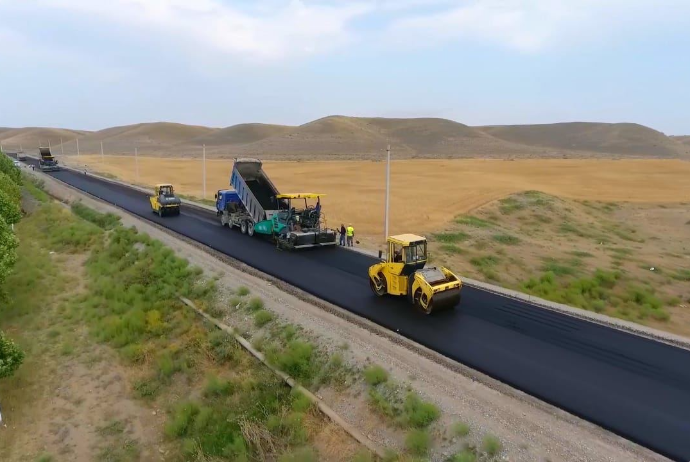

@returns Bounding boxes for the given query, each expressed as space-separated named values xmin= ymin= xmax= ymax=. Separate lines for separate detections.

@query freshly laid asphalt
xmin=29 ymin=163 xmax=690 ymax=461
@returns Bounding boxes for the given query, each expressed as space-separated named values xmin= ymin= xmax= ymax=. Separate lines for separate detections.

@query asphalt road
xmin=24 ymin=161 xmax=690 ymax=461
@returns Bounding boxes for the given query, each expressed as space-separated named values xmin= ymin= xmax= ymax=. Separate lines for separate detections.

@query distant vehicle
xmin=16 ymin=151 xmax=26 ymax=161
xmin=13 ymin=160 xmax=21 ymax=168
xmin=38 ymin=147 xmax=60 ymax=172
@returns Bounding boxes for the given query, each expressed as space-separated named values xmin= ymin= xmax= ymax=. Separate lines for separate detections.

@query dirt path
xmin=0 ymin=254 xmax=162 ymax=462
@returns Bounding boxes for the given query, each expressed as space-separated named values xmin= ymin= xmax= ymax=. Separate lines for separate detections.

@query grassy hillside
xmin=187 ymin=123 xmax=292 ymax=146
xmin=0 ymin=127 xmax=90 ymax=149
xmin=478 ymin=122 xmax=684 ymax=158
xmin=4 ymin=117 xmax=688 ymax=159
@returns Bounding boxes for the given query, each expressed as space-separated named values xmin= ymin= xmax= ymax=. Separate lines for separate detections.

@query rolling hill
xmin=477 ymin=122 xmax=684 ymax=158
xmin=1 ymin=117 xmax=687 ymax=160
xmin=0 ymin=127 xmax=90 ymax=150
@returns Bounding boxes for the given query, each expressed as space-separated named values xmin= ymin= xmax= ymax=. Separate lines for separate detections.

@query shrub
xmin=403 ymin=393 xmax=440 ymax=428
xmin=203 ymin=374 xmax=235 ymax=397
xmin=363 ymin=365 xmax=389 ymax=386
xmin=0 ymin=189 xmax=21 ymax=225
xmin=433 ymin=231 xmax=470 ymax=243
xmin=492 ymin=234 xmax=520 ymax=245
xmin=453 ymin=450 xmax=477 ymax=462
xmin=482 ymin=435 xmax=502 ymax=456
xmin=0 ymin=171 xmax=21 ymax=203
xmin=267 ymin=340 xmax=315 ymax=382
xmin=254 ymin=309 xmax=274 ymax=327
xmin=278 ymin=447 xmax=317 ymax=462
xmin=351 ymin=450 xmax=374 ymax=462
xmin=0 ymin=331 xmax=24 ymax=378
xmin=290 ymin=389 xmax=313 ymax=412
xmin=236 ymin=286 xmax=250 ymax=296
xmin=71 ymin=202 xmax=121 ymax=230
xmin=247 ymin=297 xmax=264 ymax=311
xmin=453 ymin=422 xmax=470 ymax=437
xmin=456 ymin=216 xmax=495 ymax=228
xmin=405 ymin=429 xmax=431 ymax=455
xmin=440 ymin=244 xmax=464 ymax=254
xmin=499 ymin=197 xmax=524 ymax=214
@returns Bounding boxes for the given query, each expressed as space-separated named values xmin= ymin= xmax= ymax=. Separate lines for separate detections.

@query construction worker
xmin=339 ymin=224 xmax=346 ymax=246
xmin=346 ymin=224 xmax=355 ymax=247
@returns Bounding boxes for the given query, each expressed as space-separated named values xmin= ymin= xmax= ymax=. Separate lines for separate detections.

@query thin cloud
xmin=32 ymin=0 xmax=373 ymax=61
xmin=386 ymin=0 xmax=690 ymax=53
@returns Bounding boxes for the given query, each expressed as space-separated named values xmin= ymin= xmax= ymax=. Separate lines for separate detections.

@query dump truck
xmin=369 ymin=234 xmax=462 ymax=314
xmin=38 ymin=147 xmax=60 ymax=172
xmin=16 ymin=150 xmax=26 ymax=161
xmin=149 ymin=184 xmax=181 ymax=216
xmin=215 ymin=158 xmax=336 ymax=249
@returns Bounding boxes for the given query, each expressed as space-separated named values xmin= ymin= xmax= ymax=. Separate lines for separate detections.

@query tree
xmin=0 ymin=154 xmax=21 ymax=185
xmin=0 ymin=215 xmax=18 ymax=287
xmin=0 ymin=331 xmax=24 ymax=379
xmin=0 ymin=190 xmax=21 ymax=225
xmin=0 ymin=171 xmax=21 ymax=203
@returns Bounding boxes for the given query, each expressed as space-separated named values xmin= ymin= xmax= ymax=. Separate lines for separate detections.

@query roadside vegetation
xmin=431 ymin=190 xmax=690 ymax=335
xmin=0 ymin=153 xmax=24 ymax=381
xmin=0 ymin=181 xmax=369 ymax=460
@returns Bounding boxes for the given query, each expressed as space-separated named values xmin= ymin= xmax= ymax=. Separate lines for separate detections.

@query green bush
xmin=0 ymin=189 xmax=21 ymax=225
xmin=363 ymin=365 xmax=389 ymax=386
xmin=403 ymin=393 xmax=440 ymax=428
xmin=492 ymin=234 xmax=520 ymax=245
xmin=452 ymin=422 xmax=470 ymax=437
xmin=267 ymin=340 xmax=316 ymax=382
xmin=482 ymin=435 xmax=502 ymax=456
xmin=0 ymin=154 xmax=21 ymax=184
xmin=405 ymin=429 xmax=431 ymax=456
xmin=498 ymin=197 xmax=524 ymax=214
xmin=351 ymin=450 xmax=374 ymax=462
xmin=236 ymin=286 xmax=250 ymax=296
xmin=203 ymin=374 xmax=235 ymax=397
xmin=433 ymin=231 xmax=470 ymax=244
xmin=0 ymin=331 xmax=24 ymax=378
xmin=278 ymin=447 xmax=317 ymax=462
xmin=440 ymin=244 xmax=464 ymax=255
xmin=247 ymin=297 xmax=264 ymax=311
xmin=254 ymin=309 xmax=274 ymax=327
xmin=453 ymin=450 xmax=477 ymax=462
xmin=290 ymin=389 xmax=313 ymax=412
xmin=0 ymin=171 xmax=21 ymax=203
xmin=71 ymin=202 xmax=121 ymax=230
xmin=456 ymin=216 xmax=495 ymax=228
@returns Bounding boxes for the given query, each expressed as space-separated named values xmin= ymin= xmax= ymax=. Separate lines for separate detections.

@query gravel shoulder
xmin=32 ymin=168 xmax=670 ymax=462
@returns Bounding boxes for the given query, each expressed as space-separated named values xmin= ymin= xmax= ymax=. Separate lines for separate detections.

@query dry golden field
xmin=63 ymin=155 xmax=690 ymax=241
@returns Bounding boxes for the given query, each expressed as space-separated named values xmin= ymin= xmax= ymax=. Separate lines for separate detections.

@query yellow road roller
xmin=368 ymin=234 xmax=462 ymax=314
xmin=150 ymin=184 xmax=181 ymax=217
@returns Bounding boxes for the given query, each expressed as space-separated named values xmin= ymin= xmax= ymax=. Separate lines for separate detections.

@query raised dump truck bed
xmin=219 ymin=159 xmax=336 ymax=249
xmin=38 ymin=147 xmax=60 ymax=172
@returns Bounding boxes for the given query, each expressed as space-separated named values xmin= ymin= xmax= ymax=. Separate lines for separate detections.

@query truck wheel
xmin=158 ymin=208 xmax=163 ymax=218
xmin=240 ymin=221 xmax=247 ymax=234
xmin=247 ymin=222 xmax=255 ymax=236
xmin=370 ymin=274 xmax=387 ymax=296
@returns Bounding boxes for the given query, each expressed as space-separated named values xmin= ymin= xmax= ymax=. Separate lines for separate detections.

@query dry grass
xmin=64 ymin=155 xmax=690 ymax=242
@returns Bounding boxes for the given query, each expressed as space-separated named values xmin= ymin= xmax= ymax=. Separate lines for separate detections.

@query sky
xmin=1 ymin=0 xmax=689 ymax=134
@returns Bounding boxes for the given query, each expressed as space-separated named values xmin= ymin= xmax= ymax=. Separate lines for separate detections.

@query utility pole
xmin=135 ymin=147 xmax=139 ymax=183
xmin=60 ymin=137 xmax=64 ymax=156
xmin=76 ymin=138 xmax=80 ymax=156
xmin=202 ymin=144 xmax=207 ymax=199
xmin=384 ymin=144 xmax=391 ymax=240
xmin=100 ymin=141 xmax=104 ymax=163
